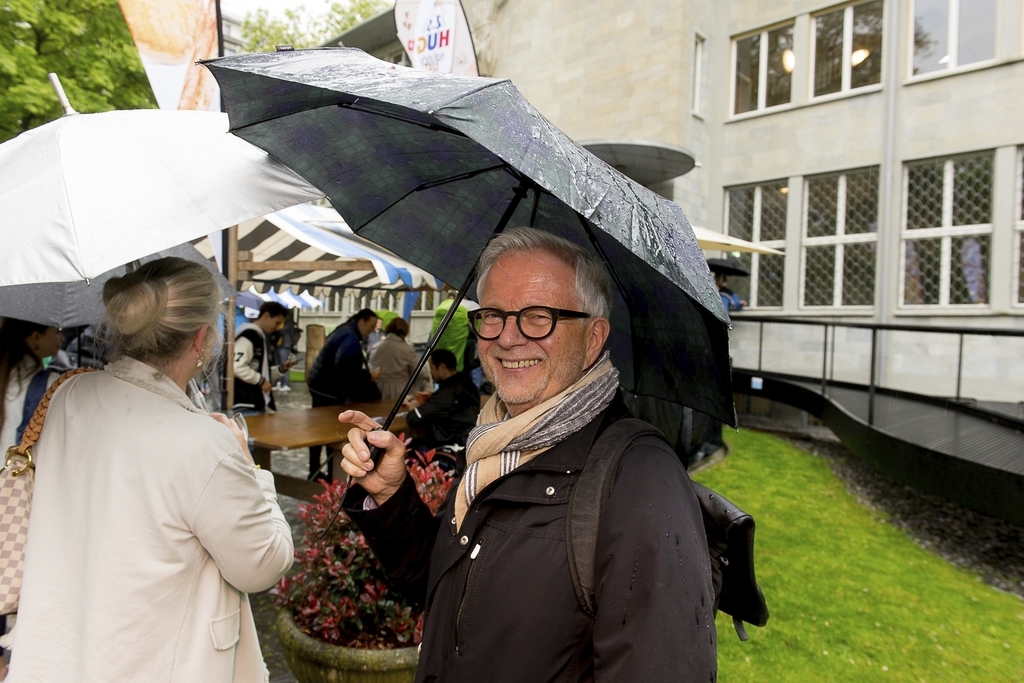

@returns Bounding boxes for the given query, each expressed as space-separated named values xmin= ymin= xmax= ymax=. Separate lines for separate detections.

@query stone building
xmin=329 ymin=1 xmax=1024 ymax=405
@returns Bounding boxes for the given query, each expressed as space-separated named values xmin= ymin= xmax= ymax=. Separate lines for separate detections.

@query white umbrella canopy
xmin=0 ymin=109 xmax=323 ymax=287
xmin=691 ymin=225 xmax=784 ymax=255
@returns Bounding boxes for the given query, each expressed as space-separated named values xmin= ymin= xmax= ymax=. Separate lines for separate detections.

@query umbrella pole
xmin=374 ymin=184 xmax=530 ymax=433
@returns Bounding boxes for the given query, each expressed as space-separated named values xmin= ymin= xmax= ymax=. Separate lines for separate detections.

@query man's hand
xmin=370 ymin=367 xmax=383 ymax=381
xmin=261 ymin=379 xmax=272 ymax=393
xmin=281 ymin=359 xmax=297 ymax=372
xmin=338 ymin=410 xmax=407 ymax=506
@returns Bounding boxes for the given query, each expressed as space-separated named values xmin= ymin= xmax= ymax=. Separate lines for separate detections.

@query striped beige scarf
xmin=454 ymin=352 xmax=619 ymax=529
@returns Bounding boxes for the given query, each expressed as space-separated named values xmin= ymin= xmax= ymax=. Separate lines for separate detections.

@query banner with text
xmin=118 ymin=0 xmax=220 ymax=110
xmin=395 ymin=0 xmax=478 ymax=76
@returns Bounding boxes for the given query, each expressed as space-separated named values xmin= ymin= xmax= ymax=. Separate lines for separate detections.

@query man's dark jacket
xmin=346 ymin=395 xmax=717 ymax=683
xmin=307 ymin=321 xmax=381 ymax=404
xmin=406 ymin=371 xmax=480 ymax=450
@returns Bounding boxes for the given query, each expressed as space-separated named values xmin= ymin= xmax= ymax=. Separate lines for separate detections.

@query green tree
xmin=242 ymin=0 xmax=390 ymax=54
xmin=0 ymin=0 xmax=156 ymax=142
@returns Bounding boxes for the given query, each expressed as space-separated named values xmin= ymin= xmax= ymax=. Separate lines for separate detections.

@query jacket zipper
xmin=454 ymin=539 xmax=483 ymax=656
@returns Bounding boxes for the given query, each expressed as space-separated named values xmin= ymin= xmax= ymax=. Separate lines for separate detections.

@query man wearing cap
xmin=338 ymin=227 xmax=716 ymax=682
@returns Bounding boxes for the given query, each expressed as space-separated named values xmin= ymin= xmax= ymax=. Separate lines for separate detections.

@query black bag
xmin=566 ymin=418 xmax=769 ymax=640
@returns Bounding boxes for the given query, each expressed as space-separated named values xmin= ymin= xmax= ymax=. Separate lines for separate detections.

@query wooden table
xmin=245 ymin=400 xmax=408 ymax=501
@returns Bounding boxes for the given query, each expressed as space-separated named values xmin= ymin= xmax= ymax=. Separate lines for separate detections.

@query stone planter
xmin=276 ymin=610 xmax=419 ymax=683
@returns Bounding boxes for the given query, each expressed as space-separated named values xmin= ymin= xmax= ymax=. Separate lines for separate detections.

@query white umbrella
xmin=691 ymin=225 xmax=784 ymax=255
xmin=0 ymin=108 xmax=323 ymax=286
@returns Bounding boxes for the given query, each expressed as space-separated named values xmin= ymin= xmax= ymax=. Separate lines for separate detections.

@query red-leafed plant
xmin=274 ymin=448 xmax=454 ymax=649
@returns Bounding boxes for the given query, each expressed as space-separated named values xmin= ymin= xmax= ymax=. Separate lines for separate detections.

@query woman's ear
xmin=192 ymin=325 xmax=209 ymax=357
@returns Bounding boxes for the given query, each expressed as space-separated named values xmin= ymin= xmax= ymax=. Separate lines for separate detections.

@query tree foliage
xmin=242 ymin=0 xmax=390 ymax=53
xmin=0 ymin=0 xmax=156 ymax=142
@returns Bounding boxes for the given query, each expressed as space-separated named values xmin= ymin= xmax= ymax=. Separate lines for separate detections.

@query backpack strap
xmin=566 ymin=417 xmax=662 ymax=618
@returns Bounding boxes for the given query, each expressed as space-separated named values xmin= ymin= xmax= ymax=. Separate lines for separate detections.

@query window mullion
xmin=942 ymin=159 xmax=954 ymax=228
xmin=948 ymin=0 xmax=959 ymax=69
xmin=834 ymin=242 xmax=845 ymax=307
xmin=939 ymin=236 xmax=952 ymax=306
xmin=758 ymin=31 xmax=769 ymax=110
xmin=842 ymin=5 xmax=854 ymax=91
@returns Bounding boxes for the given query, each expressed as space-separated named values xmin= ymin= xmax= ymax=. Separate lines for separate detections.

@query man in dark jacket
xmin=337 ymin=228 xmax=716 ymax=682
xmin=306 ymin=308 xmax=382 ymax=477
xmin=406 ymin=348 xmax=480 ymax=454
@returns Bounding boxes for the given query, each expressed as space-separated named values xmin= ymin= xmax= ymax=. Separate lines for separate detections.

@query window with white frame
xmin=692 ymin=34 xmax=706 ymax=115
xmin=912 ymin=0 xmax=997 ymax=75
xmin=1016 ymin=148 xmax=1024 ymax=305
xmin=732 ymin=23 xmax=795 ymax=115
xmin=802 ymin=168 xmax=878 ymax=307
xmin=902 ymin=152 xmax=993 ymax=307
xmin=725 ymin=181 xmax=788 ymax=307
xmin=813 ymin=0 xmax=883 ymax=97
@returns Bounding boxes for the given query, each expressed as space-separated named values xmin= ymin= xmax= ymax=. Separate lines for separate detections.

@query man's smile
xmin=499 ymin=359 xmax=541 ymax=369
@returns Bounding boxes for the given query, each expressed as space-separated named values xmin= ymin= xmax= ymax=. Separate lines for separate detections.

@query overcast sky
xmin=219 ymin=0 xmax=335 ymax=20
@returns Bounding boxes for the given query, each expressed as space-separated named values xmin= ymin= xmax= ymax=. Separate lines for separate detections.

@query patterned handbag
xmin=1 ymin=368 xmax=93 ymax=615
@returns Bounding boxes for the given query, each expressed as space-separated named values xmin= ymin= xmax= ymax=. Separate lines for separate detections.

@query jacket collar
xmin=104 ymin=357 xmax=206 ymax=415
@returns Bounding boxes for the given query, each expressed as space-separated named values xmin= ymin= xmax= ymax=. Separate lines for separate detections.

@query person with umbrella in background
xmin=707 ymin=257 xmax=750 ymax=314
xmin=337 ymin=228 xmax=716 ymax=683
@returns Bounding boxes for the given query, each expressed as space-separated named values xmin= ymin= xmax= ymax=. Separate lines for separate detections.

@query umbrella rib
xmin=339 ymin=101 xmax=469 ymax=138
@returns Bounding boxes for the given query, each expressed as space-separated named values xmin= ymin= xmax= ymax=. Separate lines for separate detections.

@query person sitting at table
xmin=406 ymin=348 xmax=480 ymax=462
xmin=6 ymin=257 xmax=293 ymax=683
xmin=369 ymin=317 xmax=431 ymax=401
xmin=306 ymin=308 xmax=382 ymax=478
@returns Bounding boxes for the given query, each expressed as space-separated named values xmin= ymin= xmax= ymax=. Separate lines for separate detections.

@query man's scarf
xmin=455 ymin=352 xmax=619 ymax=529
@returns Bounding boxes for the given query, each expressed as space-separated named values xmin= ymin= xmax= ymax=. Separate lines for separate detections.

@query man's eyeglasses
xmin=468 ymin=306 xmax=590 ymax=341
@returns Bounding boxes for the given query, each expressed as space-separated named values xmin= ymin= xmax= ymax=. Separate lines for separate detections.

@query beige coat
xmin=8 ymin=357 xmax=293 ymax=683
xmin=368 ymin=333 xmax=431 ymax=401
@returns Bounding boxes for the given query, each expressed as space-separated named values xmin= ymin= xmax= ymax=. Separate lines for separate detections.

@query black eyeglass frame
xmin=468 ymin=306 xmax=591 ymax=341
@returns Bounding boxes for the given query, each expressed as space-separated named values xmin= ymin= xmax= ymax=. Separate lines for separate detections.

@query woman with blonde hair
xmin=7 ymin=257 xmax=293 ymax=683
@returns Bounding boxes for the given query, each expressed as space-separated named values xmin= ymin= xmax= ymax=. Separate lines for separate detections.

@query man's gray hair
xmin=476 ymin=227 xmax=613 ymax=319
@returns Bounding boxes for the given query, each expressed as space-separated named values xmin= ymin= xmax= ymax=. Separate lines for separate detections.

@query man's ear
xmin=585 ymin=317 xmax=610 ymax=367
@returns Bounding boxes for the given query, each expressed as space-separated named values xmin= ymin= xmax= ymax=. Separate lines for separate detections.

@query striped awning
xmin=195 ymin=203 xmax=445 ymax=295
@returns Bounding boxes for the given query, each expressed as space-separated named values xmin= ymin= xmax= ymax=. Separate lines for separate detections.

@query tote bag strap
xmin=6 ymin=367 xmax=95 ymax=468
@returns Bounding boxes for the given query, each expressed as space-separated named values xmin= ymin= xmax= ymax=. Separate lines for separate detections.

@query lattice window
xmin=902 ymin=152 xmax=993 ymax=307
xmin=725 ymin=181 xmax=789 ymax=308
xmin=732 ymin=23 xmax=794 ymax=115
xmin=802 ymin=167 xmax=878 ymax=308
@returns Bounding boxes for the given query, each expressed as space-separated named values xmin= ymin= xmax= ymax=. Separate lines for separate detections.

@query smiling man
xmin=338 ymin=227 xmax=716 ymax=683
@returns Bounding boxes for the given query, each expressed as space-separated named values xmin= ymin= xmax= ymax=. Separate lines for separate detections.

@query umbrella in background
xmin=0 ymin=108 xmax=322 ymax=287
xmin=706 ymin=257 xmax=751 ymax=278
xmin=205 ymin=49 xmax=734 ymax=424
xmin=0 ymin=243 xmax=233 ymax=328
xmin=691 ymin=225 xmax=784 ymax=255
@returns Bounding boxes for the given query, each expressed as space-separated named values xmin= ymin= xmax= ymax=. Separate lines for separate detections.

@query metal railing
xmin=731 ymin=316 xmax=1024 ymax=426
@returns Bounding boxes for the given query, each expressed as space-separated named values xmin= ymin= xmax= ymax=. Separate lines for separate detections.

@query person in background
xmin=305 ymin=308 xmax=382 ymax=478
xmin=715 ymin=273 xmax=746 ymax=313
xmin=405 ymin=348 xmax=479 ymax=459
xmin=369 ymin=317 xmax=431 ymax=401
xmin=429 ymin=294 xmax=470 ymax=373
xmin=0 ymin=318 xmax=63 ymax=678
xmin=233 ymin=301 xmax=294 ymax=414
xmin=0 ymin=319 xmax=64 ymax=453
xmin=6 ymin=257 xmax=293 ymax=683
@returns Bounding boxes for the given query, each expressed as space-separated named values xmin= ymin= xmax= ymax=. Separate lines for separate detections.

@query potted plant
xmin=274 ymin=449 xmax=454 ymax=683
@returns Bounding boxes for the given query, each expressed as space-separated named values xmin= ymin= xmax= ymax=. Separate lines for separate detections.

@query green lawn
xmin=692 ymin=429 xmax=1024 ymax=682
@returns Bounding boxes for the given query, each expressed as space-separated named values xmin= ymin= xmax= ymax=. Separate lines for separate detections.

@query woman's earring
xmin=195 ymin=355 xmax=204 ymax=368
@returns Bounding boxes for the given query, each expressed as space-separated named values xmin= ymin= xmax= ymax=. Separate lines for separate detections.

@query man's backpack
xmin=566 ymin=418 xmax=769 ymax=640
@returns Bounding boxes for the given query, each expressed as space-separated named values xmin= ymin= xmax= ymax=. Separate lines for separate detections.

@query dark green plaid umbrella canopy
xmin=204 ymin=48 xmax=734 ymax=423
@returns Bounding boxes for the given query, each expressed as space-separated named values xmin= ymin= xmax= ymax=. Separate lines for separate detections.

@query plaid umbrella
xmin=204 ymin=48 xmax=733 ymax=423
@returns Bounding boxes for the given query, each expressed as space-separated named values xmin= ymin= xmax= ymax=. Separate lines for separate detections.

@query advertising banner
xmin=395 ymin=0 xmax=478 ymax=76
xmin=118 ymin=0 xmax=220 ymax=110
